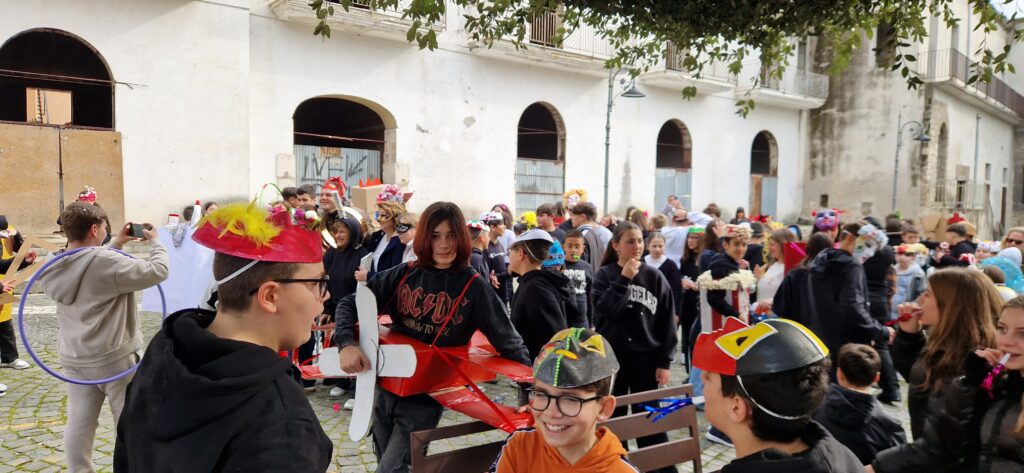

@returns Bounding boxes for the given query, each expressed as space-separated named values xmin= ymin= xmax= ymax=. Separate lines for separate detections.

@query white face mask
xmin=853 ymin=239 xmax=877 ymax=264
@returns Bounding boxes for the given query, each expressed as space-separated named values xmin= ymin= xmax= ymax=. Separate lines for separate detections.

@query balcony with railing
xmin=639 ymin=43 xmax=739 ymax=94
xmin=733 ymin=61 xmax=830 ymax=109
xmin=923 ymin=178 xmax=988 ymax=211
xmin=465 ymin=10 xmax=620 ymax=74
xmin=270 ymin=0 xmax=445 ymax=40
xmin=917 ymin=48 xmax=1024 ymax=123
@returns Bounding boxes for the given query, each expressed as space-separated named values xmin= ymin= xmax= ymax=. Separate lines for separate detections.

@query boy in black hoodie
xmin=322 ymin=215 xmax=370 ymax=398
xmin=508 ymin=229 xmax=575 ymax=360
xmin=114 ymin=202 xmax=333 ymax=472
xmin=694 ymin=317 xmax=863 ymax=473
xmin=931 ymin=223 xmax=976 ymax=268
xmin=562 ymin=229 xmax=595 ymax=328
xmin=467 ymin=219 xmax=492 ymax=278
xmin=706 ymin=224 xmax=751 ymax=320
xmin=813 ymin=344 xmax=906 ymax=465
xmin=483 ymin=211 xmax=513 ymax=304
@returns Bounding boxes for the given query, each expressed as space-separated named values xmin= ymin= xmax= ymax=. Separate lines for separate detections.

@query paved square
xmin=0 ymin=293 xmax=911 ymax=472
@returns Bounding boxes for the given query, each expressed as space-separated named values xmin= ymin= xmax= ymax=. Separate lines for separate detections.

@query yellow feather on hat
xmin=196 ymin=201 xmax=281 ymax=247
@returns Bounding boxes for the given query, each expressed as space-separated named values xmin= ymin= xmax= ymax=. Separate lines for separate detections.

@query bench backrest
xmin=410 ymin=384 xmax=702 ymax=473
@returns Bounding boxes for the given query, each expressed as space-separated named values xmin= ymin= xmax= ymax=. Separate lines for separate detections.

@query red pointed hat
xmin=192 ymin=201 xmax=322 ymax=263
xmin=783 ymin=242 xmax=807 ymax=275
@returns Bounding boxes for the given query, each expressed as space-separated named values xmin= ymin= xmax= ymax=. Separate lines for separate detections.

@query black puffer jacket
xmin=813 ymin=384 xmax=906 ymax=465
xmin=872 ymin=329 xmax=978 ymax=473
xmin=802 ymin=249 xmax=889 ymax=352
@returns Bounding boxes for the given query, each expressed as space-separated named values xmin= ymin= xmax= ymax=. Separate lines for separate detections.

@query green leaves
xmin=303 ymin=0 xmax=1020 ymax=116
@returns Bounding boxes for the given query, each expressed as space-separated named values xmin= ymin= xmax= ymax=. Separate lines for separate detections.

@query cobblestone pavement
xmin=0 ymin=293 xmax=912 ymax=472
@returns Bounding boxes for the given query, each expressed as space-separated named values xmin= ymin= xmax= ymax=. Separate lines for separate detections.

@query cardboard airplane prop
xmin=299 ymin=257 xmax=534 ymax=441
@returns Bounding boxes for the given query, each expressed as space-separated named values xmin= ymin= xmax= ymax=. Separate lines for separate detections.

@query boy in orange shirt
xmin=490 ymin=328 xmax=640 ymax=473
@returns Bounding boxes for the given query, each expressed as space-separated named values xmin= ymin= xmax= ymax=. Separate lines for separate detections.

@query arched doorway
xmin=749 ymin=131 xmax=779 ymax=218
xmin=0 ymin=28 xmax=114 ymax=128
xmin=515 ymin=102 xmax=566 ymax=213
xmin=654 ymin=120 xmax=693 ymax=211
xmin=0 ymin=28 xmax=123 ymax=235
xmin=292 ymin=96 xmax=394 ymax=198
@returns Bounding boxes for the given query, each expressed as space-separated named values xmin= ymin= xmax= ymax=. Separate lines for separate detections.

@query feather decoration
xmin=197 ymin=201 xmax=281 ymax=247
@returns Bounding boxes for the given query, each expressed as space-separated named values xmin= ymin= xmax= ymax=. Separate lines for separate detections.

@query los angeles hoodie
xmin=113 ymin=309 xmax=332 ymax=472
xmin=510 ymin=268 xmax=584 ymax=360
xmin=562 ymin=258 xmax=594 ymax=327
xmin=333 ymin=263 xmax=530 ymax=366
xmin=593 ymin=262 xmax=678 ymax=369
xmin=489 ymin=426 xmax=640 ymax=473
xmin=37 ymin=241 xmax=169 ymax=368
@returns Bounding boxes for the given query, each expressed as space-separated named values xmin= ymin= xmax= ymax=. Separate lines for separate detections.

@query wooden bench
xmin=410 ymin=384 xmax=702 ymax=473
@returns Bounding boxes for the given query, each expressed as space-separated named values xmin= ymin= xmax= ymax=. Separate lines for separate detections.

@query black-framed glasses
xmin=526 ymin=388 xmax=602 ymax=417
xmin=249 ymin=276 xmax=330 ymax=297
xmin=396 ymin=224 xmax=413 ymax=234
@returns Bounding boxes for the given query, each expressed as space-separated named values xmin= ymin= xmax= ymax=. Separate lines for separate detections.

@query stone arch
xmin=656 ymin=119 xmax=692 ymax=169
xmin=0 ymin=28 xmax=114 ymax=128
xmin=515 ymin=102 xmax=566 ymax=213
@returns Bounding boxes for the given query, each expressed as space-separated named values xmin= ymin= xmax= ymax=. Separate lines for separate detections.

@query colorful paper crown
xmin=896 ymin=243 xmax=929 ymax=255
xmin=78 ymin=186 xmax=97 ymax=204
xmin=688 ymin=226 xmax=706 ymax=235
xmin=534 ymin=328 xmax=619 ymax=389
xmin=947 ymin=212 xmax=966 ymax=225
xmin=693 ymin=317 xmax=828 ymax=377
xmin=857 ymin=223 xmax=888 ymax=247
xmin=466 ymin=220 xmax=488 ymax=231
xmin=192 ymin=201 xmax=322 ymax=263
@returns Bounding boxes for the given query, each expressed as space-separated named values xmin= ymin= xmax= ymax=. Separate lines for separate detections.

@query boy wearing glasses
xmin=113 ymin=202 xmax=333 ymax=472
xmin=490 ymin=328 xmax=639 ymax=473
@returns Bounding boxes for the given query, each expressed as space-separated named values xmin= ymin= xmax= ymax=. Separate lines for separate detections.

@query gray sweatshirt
xmin=38 ymin=241 xmax=169 ymax=368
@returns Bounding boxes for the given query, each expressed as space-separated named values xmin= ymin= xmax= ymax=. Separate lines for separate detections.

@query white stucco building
xmin=1 ymin=0 xmax=831 ymax=233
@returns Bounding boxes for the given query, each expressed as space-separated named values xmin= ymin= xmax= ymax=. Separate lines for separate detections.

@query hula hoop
xmin=16 ymin=246 xmax=167 ymax=385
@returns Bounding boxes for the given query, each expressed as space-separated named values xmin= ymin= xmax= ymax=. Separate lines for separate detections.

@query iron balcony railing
xmin=663 ymin=43 xmax=738 ymax=84
xmin=736 ymin=61 xmax=829 ymax=99
xmin=526 ymin=11 xmax=617 ymax=59
xmin=924 ymin=178 xmax=988 ymax=211
xmin=917 ymin=48 xmax=1024 ymax=117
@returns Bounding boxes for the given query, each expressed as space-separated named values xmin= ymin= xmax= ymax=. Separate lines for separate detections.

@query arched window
xmin=515 ymin=102 xmax=566 ymax=213
xmin=0 ymin=28 xmax=114 ymax=128
xmin=749 ymin=131 xmax=779 ymax=217
xmin=293 ymin=96 xmax=394 ymax=191
xmin=655 ymin=119 xmax=693 ymax=210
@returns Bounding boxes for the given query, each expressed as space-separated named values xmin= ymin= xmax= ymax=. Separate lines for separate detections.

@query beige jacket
xmin=38 ymin=241 xmax=169 ymax=368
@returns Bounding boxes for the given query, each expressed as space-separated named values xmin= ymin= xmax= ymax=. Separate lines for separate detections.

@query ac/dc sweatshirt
xmin=592 ymin=263 xmax=678 ymax=369
xmin=332 ymin=263 xmax=530 ymax=366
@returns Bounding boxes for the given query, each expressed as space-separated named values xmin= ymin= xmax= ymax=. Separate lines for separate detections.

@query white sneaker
xmin=2 ymin=359 xmax=30 ymax=370
xmin=329 ymin=386 xmax=346 ymax=397
xmin=0 ymin=383 xmax=6 ymax=397
xmin=343 ymin=399 xmax=356 ymax=410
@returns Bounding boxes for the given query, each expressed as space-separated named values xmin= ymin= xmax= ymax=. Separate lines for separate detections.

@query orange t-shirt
xmin=489 ymin=426 xmax=640 ymax=473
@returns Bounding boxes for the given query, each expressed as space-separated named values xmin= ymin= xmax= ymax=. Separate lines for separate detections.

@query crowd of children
xmin=11 ymin=180 xmax=1024 ymax=473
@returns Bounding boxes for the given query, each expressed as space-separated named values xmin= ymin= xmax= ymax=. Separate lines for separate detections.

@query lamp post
xmin=891 ymin=111 xmax=930 ymax=213
xmin=603 ymin=68 xmax=646 ymax=215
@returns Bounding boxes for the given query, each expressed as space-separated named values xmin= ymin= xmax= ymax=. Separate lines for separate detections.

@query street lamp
xmin=891 ymin=110 xmax=930 ymax=213
xmin=604 ymin=68 xmax=646 ymax=214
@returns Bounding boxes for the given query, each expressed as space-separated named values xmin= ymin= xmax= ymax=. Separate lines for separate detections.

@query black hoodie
xmin=332 ymin=263 xmax=530 ymax=366
xmin=470 ymin=247 xmax=491 ymax=278
xmin=707 ymin=253 xmax=742 ymax=318
xmin=511 ymin=269 xmax=584 ymax=360
xmin=114 ymin=309 xmax=332 ymax=472
xmin=487 ymin=240 xmax=512 ymax=303
xmin=813 ymin=385 xmax=907 ymax=465
xmin=722 ymin=421 xmax=863 ymax=472
xmin=323 ymin=217 xmax=370 ymax=316
xmin=803 ymin=249 xmax=889 ymax=352
xmin=593 ymin=262 xmax=678 ymax=369
xmin=562 ymin=258 xmax=594 ymax=327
